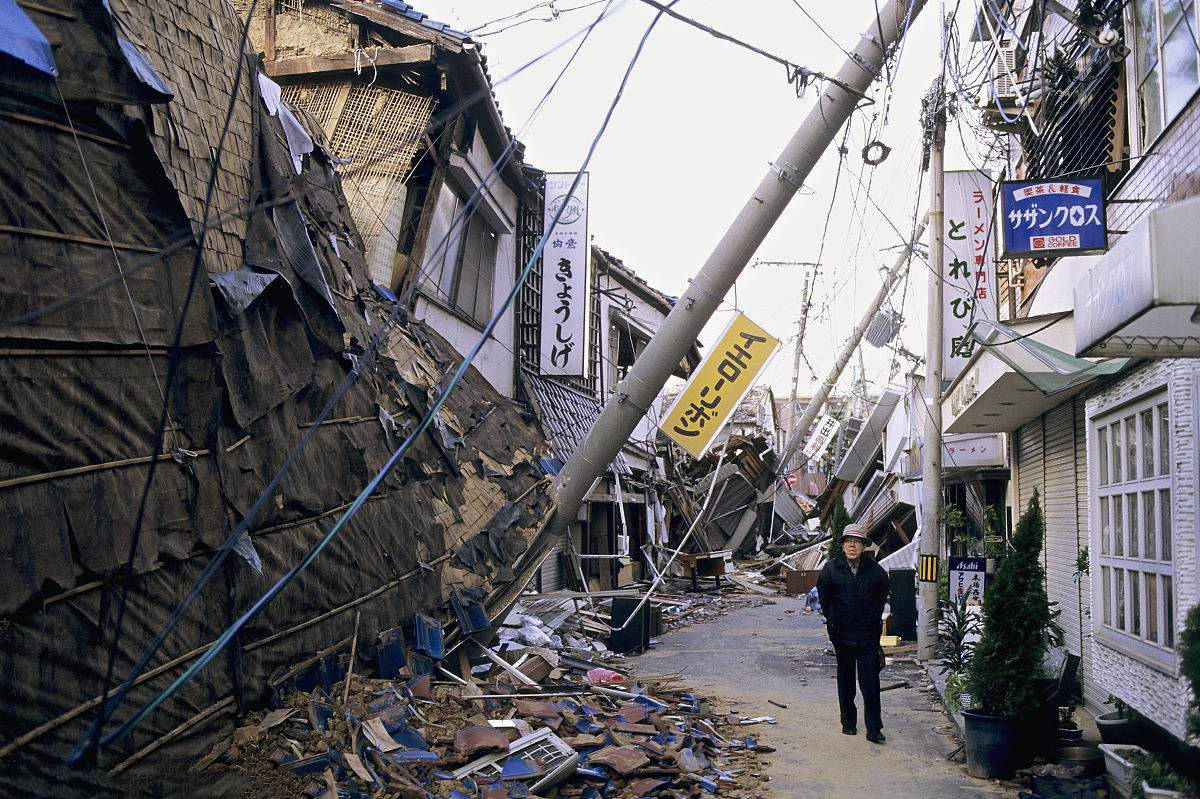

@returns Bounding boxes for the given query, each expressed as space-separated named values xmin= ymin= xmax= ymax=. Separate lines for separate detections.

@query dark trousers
xmin=834 ymin=641 xmax=882 ymax=733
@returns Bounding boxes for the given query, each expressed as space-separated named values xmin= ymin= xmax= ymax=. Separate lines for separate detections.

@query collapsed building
xmin=0 ymin=0 xmax=561 ymax=788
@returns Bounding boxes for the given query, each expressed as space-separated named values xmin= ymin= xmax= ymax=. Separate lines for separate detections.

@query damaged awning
xmin=942 ymin=314 xmax=1130 ymax=434
xmin=832 ymin=390 xmax=900 ymax=483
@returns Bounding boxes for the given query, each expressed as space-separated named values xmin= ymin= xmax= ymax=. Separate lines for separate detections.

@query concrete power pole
xmin=782 ymin=269 xmax=814 ymax=460
xmin=762 ymin=216 xmax=928 ymax=484
xmin=547 ymin=0 xmax=927 ymax=538
xmin=917 ymin=78 xmax=948 ymax=661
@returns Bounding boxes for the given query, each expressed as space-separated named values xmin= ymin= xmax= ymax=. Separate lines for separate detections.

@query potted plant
xmin=938 ymin=595 xmax=980 ymax=714
xmin=1057 ymin=706 xmax=1083 ymax=743
xmin=1129 ymin=750 xmax=1198 ymax=798
xmin=1097 ymin=694 xmax=1136 ymax=744
xmin=962 ymin=491 xmax=1056 ymax=779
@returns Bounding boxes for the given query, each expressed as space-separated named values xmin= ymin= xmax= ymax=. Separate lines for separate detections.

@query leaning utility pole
xmin=917 ymin=74 xmax=948 ymax=661
xmin=714 ymin=216 xmax=927 ymax=553
xmin=782 ymin=269 xmax=813 ymax=458
xmin=546 ymin=0 xmax=928 ymax=545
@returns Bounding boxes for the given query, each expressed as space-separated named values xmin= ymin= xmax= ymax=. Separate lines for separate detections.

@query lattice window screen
xmin=283 ymin=82 xmax=433 ymax=255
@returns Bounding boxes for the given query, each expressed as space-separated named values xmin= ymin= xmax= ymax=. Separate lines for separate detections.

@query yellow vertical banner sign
xmin=659 ymin=312 xmax=781 ymax=459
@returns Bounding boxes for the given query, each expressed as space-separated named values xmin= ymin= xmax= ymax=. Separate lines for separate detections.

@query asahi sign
xmin=540 ymin=172 xmax=590 ymax=377
xmin=940 ymin=171 xmax=998 ymax=380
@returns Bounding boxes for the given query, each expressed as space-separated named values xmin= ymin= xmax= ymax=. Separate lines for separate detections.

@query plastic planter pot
xmin=962 ymin=710 xmax=1019 ymax=779
xmin=1098 ymin=743 xmax=1146 ymax=793
xmin=1096 ymin=710 xmax=1136 ymax=744
xmin=1142 ymin=781 xmax=1185 ymax=798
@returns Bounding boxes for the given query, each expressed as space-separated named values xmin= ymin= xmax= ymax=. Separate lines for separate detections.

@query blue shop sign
xmin=999 ymin=177 xmax=1108 ymax=259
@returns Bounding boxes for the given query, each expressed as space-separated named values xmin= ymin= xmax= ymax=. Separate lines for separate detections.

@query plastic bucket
xmin=963 ymin=710 xmax=1019 ymax=779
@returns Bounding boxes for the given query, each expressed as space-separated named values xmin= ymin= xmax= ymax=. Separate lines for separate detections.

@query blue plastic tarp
xmin=0 ymin=0 xmax=57 ymax=76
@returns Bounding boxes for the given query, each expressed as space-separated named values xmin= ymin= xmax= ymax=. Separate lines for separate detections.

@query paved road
xmin=629 ymin=596 xmax=1018 ymax=798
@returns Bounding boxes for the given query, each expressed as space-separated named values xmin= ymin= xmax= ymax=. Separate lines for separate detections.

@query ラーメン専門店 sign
xmin=660 ymin=313 xmax=781 ymax=459
xmin=940 ymin=170 xmax=998 ymax=380
xmin=540 ymin=172 xmax=590 ymax=377
xmin=999 ymin=177 xmax=1107 ymax=260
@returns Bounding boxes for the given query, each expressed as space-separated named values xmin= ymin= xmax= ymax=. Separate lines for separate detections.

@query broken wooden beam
xmin=265 ymin=44 xmax=433 ymax=78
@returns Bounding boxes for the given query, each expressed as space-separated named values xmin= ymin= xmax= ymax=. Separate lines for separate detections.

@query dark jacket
xmin=816 ymin=553 xmax=890 ymax=645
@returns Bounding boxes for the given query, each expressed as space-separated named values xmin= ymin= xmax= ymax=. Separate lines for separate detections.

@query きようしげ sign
xmin=540 ymin=172 xmax=590 ymax=377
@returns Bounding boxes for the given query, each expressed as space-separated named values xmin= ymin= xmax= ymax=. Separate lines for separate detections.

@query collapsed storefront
xmin=0 ymin=0 xmax=559 ymax=787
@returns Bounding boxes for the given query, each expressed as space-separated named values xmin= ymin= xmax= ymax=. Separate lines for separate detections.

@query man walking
xmin=816 ymin=523 xmax=890 ymax=743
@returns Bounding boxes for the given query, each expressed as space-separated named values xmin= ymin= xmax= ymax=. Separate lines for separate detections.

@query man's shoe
xmin=866 ymin=731 xmax=886 ymax=744
xmin=841 ymin=726 xmax=857 ymax=735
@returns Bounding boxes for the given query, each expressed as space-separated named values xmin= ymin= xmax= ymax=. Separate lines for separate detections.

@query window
xmin=1129 ymin=0 xmax=1200 ymax=151
xmin=1093 ymin=392 xmax=1176 ymax=669
xmin=421 ymin=183 xmax=498 ymax=326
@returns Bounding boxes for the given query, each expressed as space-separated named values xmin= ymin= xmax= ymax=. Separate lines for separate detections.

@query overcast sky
xmin=424 ymin=0 xmax=993 ymax=406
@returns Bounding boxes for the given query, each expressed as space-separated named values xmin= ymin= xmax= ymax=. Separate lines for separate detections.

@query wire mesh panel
xmin=284 ymin=82 xmax=433 ymax=260
xmin=281 ymin=80 xmax=346 ymax=132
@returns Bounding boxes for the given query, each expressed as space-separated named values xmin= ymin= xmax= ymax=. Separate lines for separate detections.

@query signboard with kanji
xmin=940 ymin=170 xmax=998 ymax=381
xmin=949 ymin=556 xmax=986 ymax=606
xmin=659 ymin=313 xmax=780 ymax=459
xmin=999 ymin=177 xmax=1107 ymax=259
xmin=802 ymin=414 xmax=841 ymax=462
xmin=540 ymin=172 xmax=590 ymax=377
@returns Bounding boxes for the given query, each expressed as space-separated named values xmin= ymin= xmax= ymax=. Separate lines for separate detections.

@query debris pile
xmin=213 ymin=614 xmax=772 ymax=798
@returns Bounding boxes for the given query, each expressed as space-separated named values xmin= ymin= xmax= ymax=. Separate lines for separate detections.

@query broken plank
xmin=727 ymin=575 xmax=777 ymax=595
xmin=265 ymin=44 xmax=432 ymax=78
xmin=473 ymin=641 xmax=539 ymax=687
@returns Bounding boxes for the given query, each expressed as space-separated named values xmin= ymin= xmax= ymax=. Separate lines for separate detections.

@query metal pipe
xmin=548 ymin=0 xmax=928 ymax=536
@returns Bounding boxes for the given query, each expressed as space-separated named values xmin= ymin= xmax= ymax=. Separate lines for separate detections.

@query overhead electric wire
xmin=84 ymin=0 xmax=677 ymax=754
xmin=4 ymin=1 xmax=633 ymax=331
xmin=67 ymin=0 xmax=626 ymax=762
xmin=632 ymin=0 xmax=869 ymax=97
xmin=72 ymin=0 xmax=262 ymax=766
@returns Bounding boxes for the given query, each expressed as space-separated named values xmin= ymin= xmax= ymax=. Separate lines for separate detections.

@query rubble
xmin=202 ymin=577 xmax=781 ymax=798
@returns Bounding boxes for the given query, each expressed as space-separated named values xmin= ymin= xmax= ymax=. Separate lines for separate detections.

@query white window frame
xmin=1090 ymin=386 xmax=1178 ymax=673
xmin=1125 ymin=0 xmax=1200 ymax=155
xmin=420 ymin=181 xmax=498 ymax=328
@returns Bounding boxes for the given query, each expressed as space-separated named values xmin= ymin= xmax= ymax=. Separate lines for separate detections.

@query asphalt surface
xmin=629 ymin=596 xmax=1019 ymax=798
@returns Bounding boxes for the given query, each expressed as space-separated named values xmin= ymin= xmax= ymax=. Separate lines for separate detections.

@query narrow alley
xmin=632 ymin=598 xmax=1018 ymax=798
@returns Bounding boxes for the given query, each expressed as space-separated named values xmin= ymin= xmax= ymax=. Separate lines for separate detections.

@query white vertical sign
xmin=940 ymin=170 xmax=997 ymax=381
xmin=802 ymin=414 xmax=841 ymax=461
xmin=540 ymin=172 xmax=590 ymax=377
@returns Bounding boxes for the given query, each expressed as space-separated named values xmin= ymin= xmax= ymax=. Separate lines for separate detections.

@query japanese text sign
xmin=949 ymin=556 xmax=986 ymax=607
xmin=660 ymin=313 xmax=780 ymax=459
xmin=999 ymin=177 xmax=1107 ymax=259
xmin=802 ymin=414 xmax=841 ymax=462
xmin=540 ymin=172 xmax=590 ymax=377
xmin=940 ymin=171 xmax=998 ymax=381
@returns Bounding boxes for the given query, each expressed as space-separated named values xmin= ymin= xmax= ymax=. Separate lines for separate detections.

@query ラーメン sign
xmin=540 ymin=172 xmax=590 ymax=377
xmin=940 ymin=170 xmax=998 ymax=381
xmin=660 ymin=313 xmax=780 ymax=459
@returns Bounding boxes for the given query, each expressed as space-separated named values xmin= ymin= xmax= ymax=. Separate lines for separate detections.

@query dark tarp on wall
xmin=0 ymin=8 xmax=554 ymax=788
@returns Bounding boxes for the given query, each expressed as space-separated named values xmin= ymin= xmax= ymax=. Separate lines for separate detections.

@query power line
xmin=72 ymin=0 xmax=262 ymax=766
xmin=84 ymin=0 xmax=676 ymax=754
xmin=633 ymin=0 xmax=870 ymax=98
xmin=3 ymin=1 xmax=631 ymax=331
xmin=68 ymin=0 xmax=625 ymax=761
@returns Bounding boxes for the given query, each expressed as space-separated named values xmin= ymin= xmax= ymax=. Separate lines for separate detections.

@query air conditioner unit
xmin=992 ymin=42 xmax=1019 ymax=100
